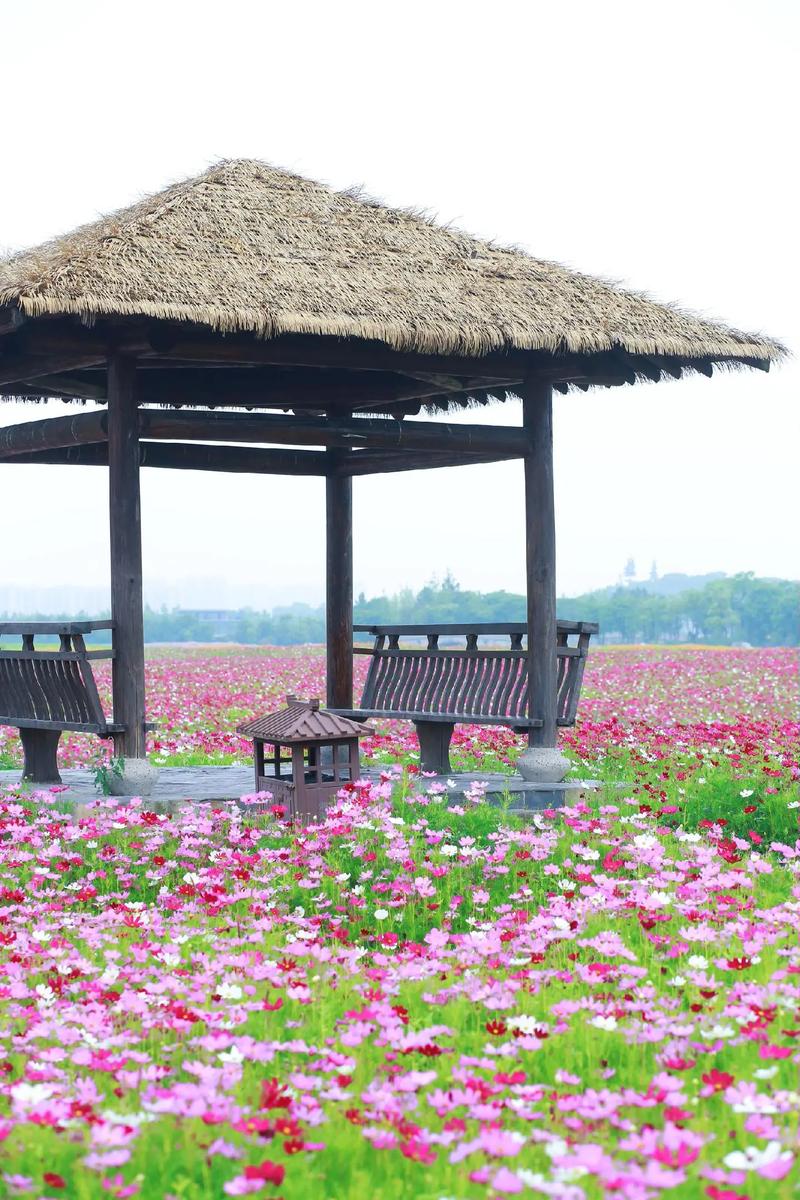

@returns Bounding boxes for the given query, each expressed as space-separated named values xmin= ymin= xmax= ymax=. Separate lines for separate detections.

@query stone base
xmin=107 ymin=757 xmax=159 ymax=797
xmin=1 ymin=764 xmax=622 ymax=814
xmin=516 ymin=745 xmax=571 ymax=784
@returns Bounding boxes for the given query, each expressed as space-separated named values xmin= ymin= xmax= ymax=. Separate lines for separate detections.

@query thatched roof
xmin=0 ymin=159 xmax=783 ymax=366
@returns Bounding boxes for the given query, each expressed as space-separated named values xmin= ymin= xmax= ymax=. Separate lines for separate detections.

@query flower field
xmin=0 ymin=646 xmax=798 ymax=1198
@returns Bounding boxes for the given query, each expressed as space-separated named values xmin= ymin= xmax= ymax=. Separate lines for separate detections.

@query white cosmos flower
xmin=101 ymin=1110 xmax=156 ymax=1126
xmin=724 ymin=1142 xmax=792 ymax=1172
xmin=686 ymin=955 xmax=709 ymax=970
xmin=589 ymin=1015 xmax=618 ymax=1031
xmin=219 ymin=1045 xmax=245 ymax=1064
xmin=217 ymin=981 xmax=243 ymax=1000
xmin=11 ymin=1081 xmax=54 ymax=1108
xmin=374 ymin=909 xmax=389 ymax=920
xmin=508 ymin=1015 xmax=540 ymax=1036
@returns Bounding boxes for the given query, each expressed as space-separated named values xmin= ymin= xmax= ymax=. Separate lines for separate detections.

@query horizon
xmin=0 ymin=566 xmax=795 ymax=618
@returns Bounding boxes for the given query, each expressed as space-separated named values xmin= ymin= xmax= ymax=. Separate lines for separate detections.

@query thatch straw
xmin=0 ymin=159 xmax=784 ymax=365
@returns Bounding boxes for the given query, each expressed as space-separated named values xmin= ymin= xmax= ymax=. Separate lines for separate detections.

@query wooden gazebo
xmin=0 ymin=160 xmax=783 ymax=777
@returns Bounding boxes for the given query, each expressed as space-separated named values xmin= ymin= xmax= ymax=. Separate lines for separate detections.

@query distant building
xmin=178 ymin=609 xmax=241 ymax=638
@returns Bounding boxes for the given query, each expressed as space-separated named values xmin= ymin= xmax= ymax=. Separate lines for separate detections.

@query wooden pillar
xmin=522 ymin=379 xmax=557 ymax=747
xmin=107 ymin=353 xmax=147 ymax=758
xmin=325 ymin=463 xmax=353 ymax=709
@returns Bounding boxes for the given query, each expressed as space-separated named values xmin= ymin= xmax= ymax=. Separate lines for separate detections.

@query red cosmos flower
xmin=664 ymin=1105 xmax=692 ymax=1122
xmin=243 ymin=1161 xmax=285 ymax=1186
xmin=702 ymin=1068 xmax=734 ymax=1092
xmin=260 ymin=1078 xmax=292 ymax=1110
xmin=743 ymin=805 xmax=758 ymax=814
xmin=653 ymin=1143 xmax=699 ymax=1167
xmin=444 ymin=1117 xmax=467 ymax=1133
xmin=759 ymin=1044 xmax=792 ymax=1059
xmin=262 ymin=997 xmax=283 ymax=1011
xmin=400 ymin=1139 xmax=436 ymax=1165
xmin=726 ymin=956 xmax=753 ymax=970
xmin=485 ymin=1020 xmax=507 ymax=1036
xmin=43 ymin=1174 xmax=66 ymax=1189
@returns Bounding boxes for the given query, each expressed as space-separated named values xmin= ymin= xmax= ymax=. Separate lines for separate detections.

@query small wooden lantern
xmin=237 ymin=696 xmax=371 ymax=822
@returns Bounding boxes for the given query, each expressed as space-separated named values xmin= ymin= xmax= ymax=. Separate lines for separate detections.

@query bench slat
xmin=0 ymin=715 xmax=122 ymax=734
xmin=331 ymin=707 xmax=545 ymax=728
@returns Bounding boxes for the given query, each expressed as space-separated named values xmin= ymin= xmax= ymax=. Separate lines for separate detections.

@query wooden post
xmin=523 ymin=380 xmax=557 ymax=747
xmin=325 ymin=459 xmax=353 ymax=709
xmin=107 ymin=353 xmax=147 ymax=758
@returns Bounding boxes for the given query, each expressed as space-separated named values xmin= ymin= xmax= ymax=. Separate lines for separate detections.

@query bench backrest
xmin=354 ymin=621 xmax=597 ymax=726
xmin=0 ymin=621 xmax=115 ymax=733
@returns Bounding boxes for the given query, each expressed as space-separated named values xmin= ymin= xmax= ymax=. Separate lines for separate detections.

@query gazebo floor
xmin=0 ymin=765 xmax=607 ymax=813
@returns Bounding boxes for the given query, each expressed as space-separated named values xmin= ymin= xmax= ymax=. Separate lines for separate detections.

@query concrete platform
xmin=0 ymin=765 xmax=611 ymax=813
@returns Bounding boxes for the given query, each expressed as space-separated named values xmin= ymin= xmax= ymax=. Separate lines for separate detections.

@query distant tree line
xmin=2 ymin=572 xmax=796 ymax=646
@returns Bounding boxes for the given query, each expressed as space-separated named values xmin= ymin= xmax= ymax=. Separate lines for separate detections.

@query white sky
xmin=1 ymin=0 xmax=798 ymax=608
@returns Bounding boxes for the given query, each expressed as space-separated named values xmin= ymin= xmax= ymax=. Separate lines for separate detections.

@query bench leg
xmin=414 ymin=722 xmax=455 ymax=775
xmin=20 ymin=729 xmax=63 ymax=785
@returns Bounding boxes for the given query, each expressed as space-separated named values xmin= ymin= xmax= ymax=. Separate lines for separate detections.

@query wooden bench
xmin=331 ymin=621 xmax=598 ymax=773
xmin=0 ymin=621 xmax=123 ymax=784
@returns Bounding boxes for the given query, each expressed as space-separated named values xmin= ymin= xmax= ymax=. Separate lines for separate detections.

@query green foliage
xmin=91 ymin=754 xmax=125 ymax=795
xmin=1 ymin=572 xmax=796 ymax=646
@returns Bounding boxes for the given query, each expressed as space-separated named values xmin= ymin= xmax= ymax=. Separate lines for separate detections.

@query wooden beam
xmin=34 ymin=373 xmax=108 ymax=400
xmin=339 ymin=449 xmax=522 ymax=475
xmin=137 ymin=443 xmax=328 ymax=475
xmin=8 ymin=327 xmax=532 ymax=381
xmin=326 ymin=461 xmax=353 ymax=709
xmin=0 ymin=308 xmax=26 ymax=337
xmin=0 ymin=445 xmax=111 ymax=466
xmin=0 ymin=351 xmax=106 ymax=387
xmin=133 ymin=371 xmax=482 ymax=410
xmin=4 ymin=441 xmax=329 ymax=475
xmin=0 ymin=409 xmax=108 ymax=457
xmin=522 ymin=380 xmax=557 ymax=748
xmin=148 ymin=334 xmax=535 ymax=379
xmin=107 ymin=354 xmax=147 ymax=760
xmin=137 ymin=410 xmax=529 ymax=455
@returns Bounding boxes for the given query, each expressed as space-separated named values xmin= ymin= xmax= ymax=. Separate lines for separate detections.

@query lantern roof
xmin=237 ymin=696 xmax=371 ymax=743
